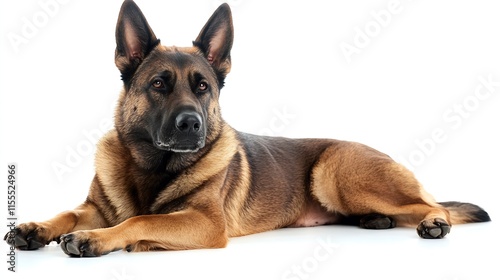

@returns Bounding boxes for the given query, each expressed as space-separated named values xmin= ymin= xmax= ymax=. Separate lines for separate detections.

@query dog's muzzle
xmin=154 ymin=110 xmax=206 ymax=153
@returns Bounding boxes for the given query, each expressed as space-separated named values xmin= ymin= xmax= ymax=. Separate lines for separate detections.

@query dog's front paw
xmin=60 ymin=231 xmax=116 ymax=257
xmin=4 ymin=222 xmax=57 ymax=250
xmin=417 ymin=218 xmax=451 ymax=239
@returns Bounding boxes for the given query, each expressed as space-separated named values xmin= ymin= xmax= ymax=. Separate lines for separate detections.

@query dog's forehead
xmin=140 ymin=45 xmax=212 ymax=75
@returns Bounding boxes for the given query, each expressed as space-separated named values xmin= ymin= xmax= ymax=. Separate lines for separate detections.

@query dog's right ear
xmin=115 ymin=0 xmax=159 ymax=82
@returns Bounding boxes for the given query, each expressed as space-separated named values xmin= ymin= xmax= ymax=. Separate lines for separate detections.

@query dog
xmin=5 ymin=0 xmax=490 ymax=257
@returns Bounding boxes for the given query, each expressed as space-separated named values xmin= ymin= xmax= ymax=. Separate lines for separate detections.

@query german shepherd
xmin=5 ymin=0 xmax=490 ymax=257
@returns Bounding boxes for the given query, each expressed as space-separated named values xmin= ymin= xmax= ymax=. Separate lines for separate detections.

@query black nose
xmin=175 ymin=111 xmax=202 ymax=133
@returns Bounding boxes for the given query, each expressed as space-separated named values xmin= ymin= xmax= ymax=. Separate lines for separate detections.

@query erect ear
xmin=115 ymin=0 xmax=159 ymax=81
xmin=193 ymin=3 xmax=234 ymax=86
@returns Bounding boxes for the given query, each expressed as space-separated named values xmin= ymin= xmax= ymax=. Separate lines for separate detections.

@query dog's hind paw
xmin=359 ymin=213 xmax=396 ymax=229
xmin=417 ymin=218 xmax=451 ymax=239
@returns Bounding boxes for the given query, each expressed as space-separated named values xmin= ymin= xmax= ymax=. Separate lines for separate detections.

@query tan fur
xmin=310 ymin=141 xmax=451 ymax=226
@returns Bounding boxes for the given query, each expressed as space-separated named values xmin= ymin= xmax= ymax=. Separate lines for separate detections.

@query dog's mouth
xmin=154 ymin=139 xmax=205 ymax=153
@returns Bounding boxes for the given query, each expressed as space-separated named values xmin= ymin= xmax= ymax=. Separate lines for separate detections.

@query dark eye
xmin=198 ymin=81 xmax=208 ymax=93
xmin=152 ymin=79 xmax=165 ymax=89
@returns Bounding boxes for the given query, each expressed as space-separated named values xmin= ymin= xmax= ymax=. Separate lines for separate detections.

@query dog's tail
xmin=439 ymin=201 xmax=491 ymax=224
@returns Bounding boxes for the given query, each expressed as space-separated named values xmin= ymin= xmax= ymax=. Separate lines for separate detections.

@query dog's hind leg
xmin=310 ymin=141 xmax=457 ymax=238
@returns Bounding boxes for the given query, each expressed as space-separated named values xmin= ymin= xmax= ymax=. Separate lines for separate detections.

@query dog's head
xmin=113 ymin=0 xmax=233 ymax=171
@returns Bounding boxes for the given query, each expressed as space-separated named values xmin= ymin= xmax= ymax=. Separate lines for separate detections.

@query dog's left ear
xmin=193 ymin=3 xmax=234 ymax=85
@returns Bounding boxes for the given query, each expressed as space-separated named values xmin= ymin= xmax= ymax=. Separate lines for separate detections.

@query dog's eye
xmin=198 ymin=81 xmax=208 ymax=92
xmin=152 ymin=79 xmax=165 ymax=89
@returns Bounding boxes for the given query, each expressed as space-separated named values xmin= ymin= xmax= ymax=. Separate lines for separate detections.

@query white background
xmin=1 ymin=0 xmax=499 ymax=279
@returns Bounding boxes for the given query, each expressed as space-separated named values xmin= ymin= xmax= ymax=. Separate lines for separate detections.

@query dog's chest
xmin=131 ymin=174 xmax=184 ymax=215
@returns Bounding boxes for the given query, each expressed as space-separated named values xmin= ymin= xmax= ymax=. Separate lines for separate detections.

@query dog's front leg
xmin=4 ymin=202 xmax=107 ymax=250
xmin=59 ymin=208 xmax=228 ymax=257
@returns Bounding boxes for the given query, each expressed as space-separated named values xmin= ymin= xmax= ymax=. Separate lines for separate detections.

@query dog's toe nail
xmin=28 ymin=239 xmax=45 ymax=250
xmin=14 ymin=235 xmax=28 ymax=248
xmin=427 ymin=228 xmax=441 ymax=238
xmin=65 ymin=241 xmax=81 ymax=256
